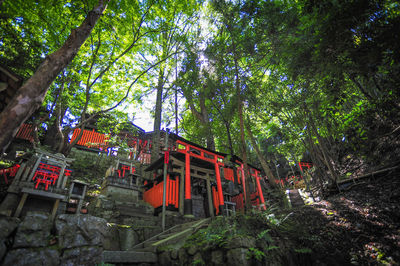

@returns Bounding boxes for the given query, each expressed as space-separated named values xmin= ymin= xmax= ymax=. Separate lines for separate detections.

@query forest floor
xmin=289 ymin=171 xmax=400 ymax=265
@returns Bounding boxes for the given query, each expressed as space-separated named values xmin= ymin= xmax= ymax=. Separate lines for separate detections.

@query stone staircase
xmin=102 ymin=218 xmax=211 ymax=264
xmin=287 ymin=189 xmax=305 ymax=207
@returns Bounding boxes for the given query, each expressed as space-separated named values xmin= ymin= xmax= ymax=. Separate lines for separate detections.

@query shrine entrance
xmin=191 ymin=177 xmax=210 ymax=218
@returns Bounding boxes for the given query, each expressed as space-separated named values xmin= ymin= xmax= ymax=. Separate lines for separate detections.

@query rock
xmin=187 ymin=245 xmax=198 ymax=255
xmin=0 ymin=216 xmax=20 ymax=239
xmin=99 ymin=210 xmax=115 ymax=220
xmin=192 ymin=252 xmax=205 ymax=265
xmin=0 ymin=216 xmax=20 ymax=260
xmin=3 ymin=248 xmax=60 ymax=266
xmin=98 ymin=196 xmax=114 ymax=209
xmin=158 ymin=251 xmax=172 ymax=266
xmin=143 ymin=227 xmax=162 ymax=240
xmin=226 ymin=236 xmax=256 ymax=249
xmin=119 ymin=227 xmax=138 ymax=250
xmin=61 ymin=246 xmax=103 ymax=266
xmin=211 ymin=250 xmax=224 ymax=265
xmin=226 ymin=248 xmax=251 ymax=266
xmin=170 ymin=249 xmax=179 ymax=260
xmin=0 ymin=241 xmax=6 ymax=261
xmin=56 ymin=214 xmax=111 ymax=248
xmin=178 ymin=248 xmax=189 ymax=263
xmin=13 ymin=212 xmax=52 ymax=248
xmin=103 ymin=224 xmax=120 ymax=251
xmin=102 ymin=250 xmax=158 ymax=264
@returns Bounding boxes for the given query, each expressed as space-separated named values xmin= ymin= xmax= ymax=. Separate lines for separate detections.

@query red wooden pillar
xmin=214 ymin=159 xmax=224 ymax=215
xmin=298 ymin=162 xmax=303 ymax=172
xmin=166 ymin=173 xmax=170 ymax=206
xmin=184 ymin=145 xmax=192 ymax=215
xmin=255 ymin=170 xmax=266 ymax=210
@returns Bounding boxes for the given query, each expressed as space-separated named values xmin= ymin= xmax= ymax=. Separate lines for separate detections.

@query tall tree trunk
xmin=0 ymin=0 xmax=109 ymax=155
xmin=151 ymin=67 xmax=165 ymax=163
xmin=245 ymin=122 xmax=279 ymax=189
xmin=230 ymin=36 xmax=251 ymax=211
xmin=307 ymin=114 xmax=340 ymax=184
xmin=183 ymin=88 xmax=215 ymax=150
xmin=200 ymin=96 xmax=215 ymax=150
xmin=225 ymin=121 xmax=234 ymax=156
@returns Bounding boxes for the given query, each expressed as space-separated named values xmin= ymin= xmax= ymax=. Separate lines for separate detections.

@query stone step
xmin=115 ymin=205 xmax=153 ymax=215
xmin=132 ymin=218 xmax=210 ymax=251
xmin=102 ymin=251 xmax=157 ymax=264
xmin=288 ymin=189 xmax=304 ymax=207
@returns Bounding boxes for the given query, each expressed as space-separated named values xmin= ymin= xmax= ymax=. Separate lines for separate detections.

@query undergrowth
xmin=183 ymin=207 xmax=315 ymax=265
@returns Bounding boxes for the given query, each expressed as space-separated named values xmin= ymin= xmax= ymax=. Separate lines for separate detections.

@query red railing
xmin=15 ymin=124 xmax=34 ymax=142
xmin=70 ymin=129 xmax=109 ymax=149
xmin=0 ymin=164 xmax=20 ymax=184
xmin=143 ymin=177 xmax=179 ymax=209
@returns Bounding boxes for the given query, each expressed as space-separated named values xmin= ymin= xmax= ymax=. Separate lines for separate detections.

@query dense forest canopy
xmin=0 ymin=0 xmax=399 ymax=189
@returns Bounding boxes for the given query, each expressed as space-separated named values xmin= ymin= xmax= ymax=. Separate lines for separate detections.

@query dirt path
xmin=289 ymin=173 xmax=400 ymax=265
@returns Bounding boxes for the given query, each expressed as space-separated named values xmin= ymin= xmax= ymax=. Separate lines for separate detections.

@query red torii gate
xmin=234 ymin=160 xmax=266 ymax=211
xmin=175 ymin=140 xmax=225 ymax=215
xmin=298 ymin=162 xmax=313 ymax=172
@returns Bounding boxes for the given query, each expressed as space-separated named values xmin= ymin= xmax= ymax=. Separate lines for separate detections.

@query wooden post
xmin=13 ymin=162 xmax=26 ymax=184
xmin=57 ymin=162 xmax=67 ymax=188
xmin=162 ymin=130 xmax=169 ymax=231
xmin=76 ymin=185 xmax=87 ymax=215
xmin=14 ymin=193 xmax=28 ymax=217
xmin=51 ymin=199 xmax=60 ymax=221
xmin=206 ymin=174 xmax=214 ymax=217
xmin=27 ymin=153 xmax=43 ymax=181
xmin=61 ymin=163 xmax=69 ymax=189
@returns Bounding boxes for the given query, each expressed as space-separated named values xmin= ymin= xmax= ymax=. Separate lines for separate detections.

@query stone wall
xmin=0 ymin=212 xmax=118 ymax=265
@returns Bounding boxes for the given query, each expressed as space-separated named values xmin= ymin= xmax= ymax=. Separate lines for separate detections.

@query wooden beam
xmin=27 ymin=154 xmax=42 ymax=181
xmin=21 ymin=187 xmax=67 ymax=200
xmin=14 ymin=193 xmax=28 ymax=217
xmin=51 ymin=199 xmax=60 ymax=221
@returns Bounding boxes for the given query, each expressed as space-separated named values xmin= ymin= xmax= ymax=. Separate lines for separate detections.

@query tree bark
xmin=0 ymin=0 xmax=109 ymax=155
xmin=183 ymin=87 xmax=215 ymax=150
xmin=245 ymin=122 xmax=279 ymax=189
xmin=230 ymin=36 xmax=251 ymax=211
xmin=151 ymin=66 xmax=165 ymax=163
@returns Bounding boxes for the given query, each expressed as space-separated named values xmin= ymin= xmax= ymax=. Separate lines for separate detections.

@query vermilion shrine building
xmin=68 ymin=126 xmax=267 ymax=217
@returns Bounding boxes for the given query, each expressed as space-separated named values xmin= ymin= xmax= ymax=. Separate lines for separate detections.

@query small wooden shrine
xmin=0 ymin=149 xmax=73 ymax=220
xmin=67 ymin=180 xmax=89 ymax=214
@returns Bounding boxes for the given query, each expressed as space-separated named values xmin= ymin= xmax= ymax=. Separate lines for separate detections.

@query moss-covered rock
xmin=13 ymin=212 xmax=52 ymax=248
